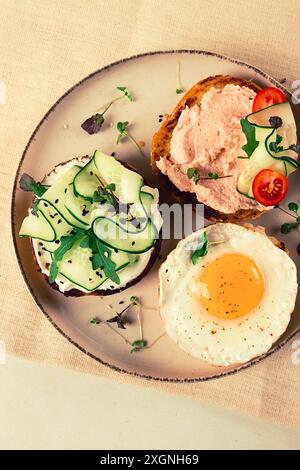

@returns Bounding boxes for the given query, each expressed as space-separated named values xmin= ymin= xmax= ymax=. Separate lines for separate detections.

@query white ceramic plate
xmin=11 ymin=50 xmax=300 ymax=381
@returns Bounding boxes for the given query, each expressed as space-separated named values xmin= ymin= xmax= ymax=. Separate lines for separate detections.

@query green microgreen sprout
xmin=116 ymin=121 xmax=146 ymax=158
xmin=81 ymin=87 xmax=134 ymax=134
xmin=176 ymin=61 xmax=184 ymax=94
xmin=278 ymin=201 xmax=300 ymax=234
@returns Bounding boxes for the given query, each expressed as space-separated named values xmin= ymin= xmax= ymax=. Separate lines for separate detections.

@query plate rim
xmin=11 ymin=48 xmax=299 ymax=383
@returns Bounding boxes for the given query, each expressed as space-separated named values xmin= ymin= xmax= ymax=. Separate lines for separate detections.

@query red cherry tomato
xmin=252 ymin=87 xmax=286 ymax=112
xmin=252 ymin=169 xmax=288 ymax=206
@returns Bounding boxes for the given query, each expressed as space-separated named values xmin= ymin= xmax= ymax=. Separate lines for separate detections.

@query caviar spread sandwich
xmin=151 ymin=75 xmax=299 ymax=221
xmin=19 ymin=151 xmax=162 ymax=296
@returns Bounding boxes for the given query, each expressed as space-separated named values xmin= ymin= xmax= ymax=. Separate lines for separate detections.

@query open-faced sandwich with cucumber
xmin=18 ymin=151 xmax=162 ymax=296
xmin=151 ymin=75 xmax=299 ymax=221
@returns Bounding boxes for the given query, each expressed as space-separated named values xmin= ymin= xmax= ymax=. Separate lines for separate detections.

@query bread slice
xmin=151 ymin=75 xmax=263 ymax=222
xmin=31 ymin=157 xmax=162 ymax=297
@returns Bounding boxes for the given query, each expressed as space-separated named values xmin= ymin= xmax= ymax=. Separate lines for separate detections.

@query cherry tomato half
xmin=252 ymin=87 xmax=286 ymax=113
xmin=252 ymin=169 xmax=288 ymax=206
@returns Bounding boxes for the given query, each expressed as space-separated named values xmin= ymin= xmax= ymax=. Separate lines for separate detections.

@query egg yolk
xmin=198 ymin=253 xmax=265 ymax=320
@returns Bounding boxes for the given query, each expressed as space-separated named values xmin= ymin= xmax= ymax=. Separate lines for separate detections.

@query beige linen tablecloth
xmin=1 ymin=0 xmax=300 ymax=428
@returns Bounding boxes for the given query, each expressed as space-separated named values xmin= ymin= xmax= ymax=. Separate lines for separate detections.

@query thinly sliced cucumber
xmin=42 ymin=165 xmax=87 ymax=229
xmin=92 ymin=215 xmax=157 ymax=254
xmin=64 ymin=186 xmax=91 ymax=226
xmin=37 ymin=199 xmax=73 ymax=252
xmin=73 ymin=156 xmax=99 ymax=202
xmin=58 ymin=238 xmax=130 ymax=291
xmin=19 ymin=209 xmax=56 ymax=242
xmin=237 ymin=102 xmax=299 ymax=197
xmin=73 ymin=151 xmax=146 ymax=220
xmin=140 ymin=191 xmax=154 ymax=214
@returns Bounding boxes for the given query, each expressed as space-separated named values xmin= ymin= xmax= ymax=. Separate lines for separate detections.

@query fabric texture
xmin=1 ymin=0 xmax=300 ymax=428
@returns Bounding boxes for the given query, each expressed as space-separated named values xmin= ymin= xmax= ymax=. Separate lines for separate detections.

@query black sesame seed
xmin=67 ymin=260 xmax=72 ymax=264
xmin=131 ymin=241 xmax=135 ymax=246
xmin=90 ymin=171 xmax=93 ymax=176
xmin=110 ymin=285 xmax=114 ymax=289
xmin=114 ymin=249 xmax=119 ymax=253
xmin=64 ymin=188 xmax=67 ymax=194
xmin=119 ymin=300 xmax=124 ymax=304
xmin=38 ymin=251 xmax=42 ymax=256
xmin=55 ymin=240 xmax=60 ymax=244
xmin=44 ymin=202 xmax=48 ymax=207
xmin=55 ymin=199 xmax=59 ymax=204
xmin=57 ymin=219 xmax=62 ymax=224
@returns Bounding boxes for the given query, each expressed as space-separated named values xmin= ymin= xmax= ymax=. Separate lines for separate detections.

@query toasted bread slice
xmin=151 ymin=75 xmax=263 ymax=222
xmin=31 ymin=157 xmax=162 ymax=297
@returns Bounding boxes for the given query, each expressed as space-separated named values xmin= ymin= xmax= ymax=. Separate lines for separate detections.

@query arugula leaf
xmin=116 ymin=86 xmax=134 ymax=102
xmin=240 ymin=119 xmax=259 ymax=157
xmin=191 ymin=232 xmax=208 ymax=265
xmin=86 ymin=230 xmax=120 ymax=285
xmin=49 ymin=230 xmax=85 ymax=283
xmin=19 ymin=173 xmax=48 ymax=197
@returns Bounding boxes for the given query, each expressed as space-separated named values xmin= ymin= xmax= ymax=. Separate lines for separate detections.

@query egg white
xmin=159 ymin=223 xmax=298 ymax=366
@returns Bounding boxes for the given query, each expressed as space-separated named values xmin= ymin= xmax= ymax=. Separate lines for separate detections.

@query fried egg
xmin=159 ymin=223 xmax=298 ymax=366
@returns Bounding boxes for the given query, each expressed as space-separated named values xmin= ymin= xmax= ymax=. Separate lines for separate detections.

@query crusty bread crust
xmin=151 ymin=75 xmax=263 ymax=222
xmin=32 ymin=157 xmax=162 ymax=297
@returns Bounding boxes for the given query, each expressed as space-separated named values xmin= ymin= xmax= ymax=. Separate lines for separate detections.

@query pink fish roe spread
xmin=157 ymin=84 xmax=265 ymax=214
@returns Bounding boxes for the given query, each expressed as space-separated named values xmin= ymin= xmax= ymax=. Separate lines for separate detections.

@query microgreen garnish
xmin=19 ymin=173 xmax=48 ymax=197
xmin=176 ymin=62 xmax=184 ymax=95
xmin=281 ymin=222 xmax=299 ymax=234
xmin=187 ymin=167 xmax=200 ymax=184
xmin=130 ymin=339 xmax=147 ymax=354
xmin=80 ymin=230 xmax=120 ymax=285
xmin=277 ymin=201 xmax=300 ymax=233
xmin=288 ymin=202 xmax=299 ymax=213
xmin=208 ymin=172 xmax=219 ymax=180
xmin=130 ymin=295 xmax=139 ymax=305
xmin=116 ymin=86 xmax=134 ymax=102
xmin=106 ymin=313 xmax=127 ymax=329
xmin=92 ymin=183 xmax=117 ymax=207
xmin=269 ymin=134 xmax=298 ymax=154
xmin=116 ymin=121 xmax=146 ymax=158
xmin=81 ymin=87 xmax=134 ymax=135
xmin=49 ymin=229 xmax=85 ymax=283
xmin=191 ymin=231 xmax=208 ymax=265
xmin=31 ymin=200 xmax=39 ymax=216
xmin=90 ymin=317 xmax=101 ymax=325
xmin=240 ymin=118 xmax=259 ymax=158
xmin=187 ymin=168 xmax=231 ymax=184
xmin=269 ymin=116 xmax=283 ymax=129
